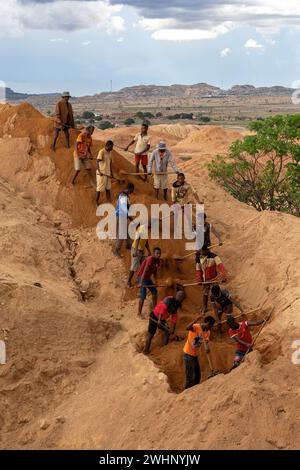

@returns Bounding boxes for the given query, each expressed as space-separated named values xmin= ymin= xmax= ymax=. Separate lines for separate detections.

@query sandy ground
xmin=0 ymin=103 xmax=300 ymax=449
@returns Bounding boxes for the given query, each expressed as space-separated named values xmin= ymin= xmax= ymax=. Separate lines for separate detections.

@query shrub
xmin=97 ymin=120 xmax=115 ymax=130
xmin=124 ymin=118 xmax=135 ymax=126
xmin=207 ymin=114 xmax=300 ymax=216
xmin=82 ymin=111 xmax=95 ymax=119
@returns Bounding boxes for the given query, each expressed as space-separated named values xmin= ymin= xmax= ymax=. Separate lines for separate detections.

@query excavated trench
xmin=49 ymin=138 xmax=278 ymax=395
xmin=0 ymin=105 xmax=280 ymax=402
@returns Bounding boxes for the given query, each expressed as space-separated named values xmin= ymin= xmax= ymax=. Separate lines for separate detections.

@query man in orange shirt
xmin=71 ymin=125 xmax=95 ymax=186
xmin=183 ymin=315 xmax=215 ymax=389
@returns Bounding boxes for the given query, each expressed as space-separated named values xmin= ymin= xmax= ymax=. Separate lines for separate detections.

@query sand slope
xmin=0 ymin=104 xmax=300 ymax=449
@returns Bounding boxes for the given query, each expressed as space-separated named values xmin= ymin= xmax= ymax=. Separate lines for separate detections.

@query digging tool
xmin=180 ymin=277 xmax=219 ymax=288
xmin=147 ymin=316 xmax=181 ymax=342
xmin=120 ymin=170 xmax=176 ymax=177
xmin=115 ymin=145 xmax=135 ymax=155
xmin=132 ymin=278 xmax=218 ymax=291
xmin=240 ymin=307 xmax=274 ymax=364
xmin=218 ymin=307 xmax=262 ymax=326
xmin=205 ymin=350 xmax=220 ymax=378
xmin=97 ymin=172 xmax=125 ymax=183
xmin=173 ymin=243 xmax=224 ymax=261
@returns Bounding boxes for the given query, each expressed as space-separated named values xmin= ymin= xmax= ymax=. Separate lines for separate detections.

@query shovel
xmin=147 ymin=316 xmax=181 ymax=342
xmin=173 ymin=243 xmax=224 ymax=261
xmin=240 ymin=307 xmax=274 ymax=364
xmin=97 ymin=172 xmax=125 ymax=183
xmin=205 ymin=350 xmax=220 ymax=378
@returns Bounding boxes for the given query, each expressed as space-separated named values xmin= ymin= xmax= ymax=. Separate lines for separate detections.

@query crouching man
xmin=144 ymin=291 xmax=186 ymax=355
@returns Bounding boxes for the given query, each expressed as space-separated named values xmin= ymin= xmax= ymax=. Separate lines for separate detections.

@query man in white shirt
xmin=125 ymin=122 xmax=150 ymax=181
xmin=148 ymin=141 xmax=178 ymax=200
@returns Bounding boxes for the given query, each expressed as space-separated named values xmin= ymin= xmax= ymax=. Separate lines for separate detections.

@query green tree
xmin=82 ymin=111 xmax=95 ymax=119
xmin=97 ymin=120 xmax=115 ymax=130
xmin=135 ymin=111 xmax=144 ymax=120
xmin=124 ymin=118 xmax=135 ymax=126
xmin=207 ymin=114 xmax=300 ymax=216
xmin=143 ymin=112 xmax=154 ymax=118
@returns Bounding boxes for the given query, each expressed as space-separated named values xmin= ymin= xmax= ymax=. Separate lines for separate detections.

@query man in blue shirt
xmin=114 ymin=182 xmax=135 ymax=258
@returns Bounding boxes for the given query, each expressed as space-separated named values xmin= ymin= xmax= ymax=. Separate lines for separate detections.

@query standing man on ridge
xmin=125 ymin=122 xmax=151 ymax=181
xmin=51 ymin=91 xmax=75 ymax=151
xmin=148 ymin=141 xmax=178 ymax=200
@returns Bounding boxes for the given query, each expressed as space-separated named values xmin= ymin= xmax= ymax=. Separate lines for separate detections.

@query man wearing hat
xmin=148 ymin=141 xmax=178 ymax=200
xmin=51 ymin=91 xmax=75 ymax=151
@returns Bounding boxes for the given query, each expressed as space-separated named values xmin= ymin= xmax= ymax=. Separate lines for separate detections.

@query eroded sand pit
xmin=0 ymin=103 xmax=300 ymax=450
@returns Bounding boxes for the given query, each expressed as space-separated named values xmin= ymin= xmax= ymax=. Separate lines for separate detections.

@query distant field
xmin=19 ymin=93 xmax=300 ymax=129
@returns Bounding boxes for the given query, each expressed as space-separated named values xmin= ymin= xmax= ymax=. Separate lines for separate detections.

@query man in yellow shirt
xmin=183 ymin=315 xmax=215 ymax=389
xmin=96 ymin=140 xmax=114 ymax=205
xmin=127 ymin=223 xmax=151 ymax=287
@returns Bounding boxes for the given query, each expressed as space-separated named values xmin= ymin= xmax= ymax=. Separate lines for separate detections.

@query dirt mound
xmin=172 ymin=125 xmax=245 ymax=157
xmin=0 ymin=105 xmax=300 ymax=450
xmin=0 ymin=179 xmax=121 ymax=447
xmin=97 ymin=123 xmax=200 ymax=152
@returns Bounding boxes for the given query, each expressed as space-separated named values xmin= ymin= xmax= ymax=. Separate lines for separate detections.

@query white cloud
xmin=152 ymin=23 xmax=233 ymax=42
xmin=117 ymin=37 xmax=124 ymax=42
xmin=220 ymin=47 xmax=231 ymax=58
xmin=244 ymin=38 xmax=264 ymax=49
xmin=82 ymin=40 xmax=92 ymax=46
xmin=0 ymin=0 xmax=125 ymax=36
xmin=115 ymin=0 xmax=300 ymax=41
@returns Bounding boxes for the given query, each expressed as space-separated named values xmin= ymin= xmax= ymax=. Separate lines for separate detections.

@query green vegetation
xmin=97 ymin=120 xmax=115 ymax=130
xmin=198 ymin=116 xmax=211 ymax=123
xmin=208 ymin=115 xmax=300 ymax=216
xmin=124 ymin=118 xmax=135 ymax=126
xmin=168 ymin=113 xmax=194 ymax=120
xmin=135 ymin=111 xmax=155 ymax=120
xmin=82 ymin=111 xmax=95 ymax=120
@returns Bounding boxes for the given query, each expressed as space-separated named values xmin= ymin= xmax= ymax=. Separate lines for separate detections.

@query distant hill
xmin=0 ymin=87 xmax=59 ymax=102
xmin=91 ymin=83 xmax=295 ymax=100
xmin=1 ymin=83 xmax=295 ymax=104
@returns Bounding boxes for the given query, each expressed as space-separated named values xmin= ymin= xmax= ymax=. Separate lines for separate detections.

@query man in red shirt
xmin=195 ymin=245 xmax=227 ymax=313
xmin=144 ymin=290 xmax=186 ymax=355
xmin=136 ymin=247 xmax=161 ymax=317
xmin=227 ymin=315 xmax=264 ymax=369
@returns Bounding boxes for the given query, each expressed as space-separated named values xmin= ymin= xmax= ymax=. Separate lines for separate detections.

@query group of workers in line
xmin=51 ymin=92 xmax=265 ymax=390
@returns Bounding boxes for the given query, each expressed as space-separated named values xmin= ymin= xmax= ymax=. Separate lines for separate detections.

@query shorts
xmin=203 ymin=284 xmax=212 ymax=296
xmin=234 ymin=349 xmax=247 ymax=363
xmin=74 ymin=157 xmax=91 ymax=171
xmin=130 ymin=248 xmax=145 ymax=272
xmin=216 ymin=304 xmax=233 ymax=316
xmin=137 ymin=277 xmax=157 ymax=301
xmin=96 ymin=173 xmax=111 ymax=192
xmin=135 ymin=154 xmax=148 ymax=166
xmin=153 ymin=174 xmax=168 ymax=190
xmin=148 ymin=311 xmax=167 ymax=336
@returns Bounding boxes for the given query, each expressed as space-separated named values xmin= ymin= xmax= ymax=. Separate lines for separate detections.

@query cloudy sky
xmin=1 ymin=0 xmax=300 ymax=95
